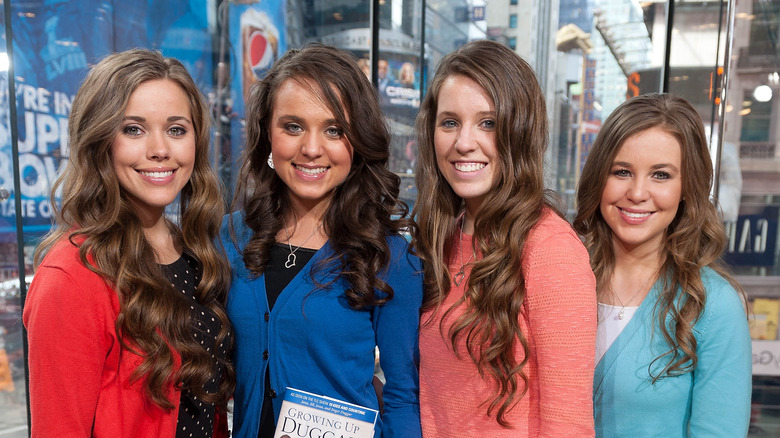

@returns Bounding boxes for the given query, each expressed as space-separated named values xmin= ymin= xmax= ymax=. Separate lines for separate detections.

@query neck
xmin=612 ymin=238 xmax=665 ymax=271
xmin=460 ymin=210 xmax=476 ymax=235
xmin=143 ymin=219 xmax=181 ymax=264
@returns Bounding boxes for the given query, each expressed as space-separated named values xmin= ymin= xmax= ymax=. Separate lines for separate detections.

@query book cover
xmin=274 ymin=387 xmax=378 ymax=438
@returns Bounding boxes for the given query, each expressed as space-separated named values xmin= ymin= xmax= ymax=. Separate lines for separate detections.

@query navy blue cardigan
xmin=222 ymin=212 xmax=423 ymax=437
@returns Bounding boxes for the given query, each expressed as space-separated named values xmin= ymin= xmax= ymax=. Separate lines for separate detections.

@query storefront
xmin=1 ymin=0 xmax=778 ymax=435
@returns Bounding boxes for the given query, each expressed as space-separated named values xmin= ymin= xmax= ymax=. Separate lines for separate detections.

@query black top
xmin=258 ymin=243 xmax=317 ymax=438
xmin=264 ymin=243 xmax=317 ymax=311
xmin=160 ymin=253 xmax=229 ymax=438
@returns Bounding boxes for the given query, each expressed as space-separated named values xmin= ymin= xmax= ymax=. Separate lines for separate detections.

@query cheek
xmin=433 ymin=137 xmax=449 ymax=169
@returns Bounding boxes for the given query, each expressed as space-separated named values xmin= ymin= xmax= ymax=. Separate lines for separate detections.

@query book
xmin=274 ymin=387 xmax=378 ymax=438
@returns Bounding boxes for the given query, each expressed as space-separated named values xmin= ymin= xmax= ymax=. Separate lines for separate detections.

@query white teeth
xmin=295 ymin=165 xmax=327 ymax=175
xmin=621 ymin=208 xmax=651 ymax=218
xmin=140 ymin=170 xmax=173 ymax=178
xmin=455 ymin=162 xmax=486 ymax=172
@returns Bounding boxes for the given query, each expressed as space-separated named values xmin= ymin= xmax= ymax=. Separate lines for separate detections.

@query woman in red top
xmin=24 ymin=49 xmax=234 ymax=437
xmin=411 ymin=40 xmax=597 ymax=436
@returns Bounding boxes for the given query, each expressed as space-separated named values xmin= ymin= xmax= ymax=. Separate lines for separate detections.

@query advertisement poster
xmin=227 ymin=0 xmax=286 ymax=178
xmin=316 ymin=28 xmax=422 ymax=192
xmin=0 ymin=0 xmax=213 ymax=240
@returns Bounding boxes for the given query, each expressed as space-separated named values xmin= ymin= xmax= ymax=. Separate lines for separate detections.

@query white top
xmin=596 ymin=303 xmax=638 ymax=363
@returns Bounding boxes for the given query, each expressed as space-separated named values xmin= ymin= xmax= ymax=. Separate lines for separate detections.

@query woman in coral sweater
xmin=411 ymin=39 xmax=597 ymax=437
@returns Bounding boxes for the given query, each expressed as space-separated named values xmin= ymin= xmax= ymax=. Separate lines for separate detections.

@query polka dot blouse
xmin=160 ymin=253 xmax=230 ymax=438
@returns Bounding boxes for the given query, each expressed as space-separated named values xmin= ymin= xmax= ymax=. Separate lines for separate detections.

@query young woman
xmin=24 ymin=49 xmax=234 ymax=437
xmin=574 ymin=93 xmax=751 ymax=436
xmin=412 ymin=39 xmax=597 ymax=437
xmin=224 ymin=44 xmax=423 ymax=437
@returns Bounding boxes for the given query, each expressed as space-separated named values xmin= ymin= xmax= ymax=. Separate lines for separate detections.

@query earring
xmin=267 ymin=152 xmax=275 ymax=169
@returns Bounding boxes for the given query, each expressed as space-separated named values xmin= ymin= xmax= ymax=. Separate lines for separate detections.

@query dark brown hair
xmin=411 ymin=39 xmax=561 ymax=426
xmin=36 ymin=49 xmax=234 ymax=410
xmin=233 ymin=43 xmax=411 ymax=308
xmin=573 ymin=93 xmax=746 ymax=380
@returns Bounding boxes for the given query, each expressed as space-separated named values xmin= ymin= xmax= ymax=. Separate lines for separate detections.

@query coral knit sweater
xmin=419 ymin=211 xmax=597 ymax=437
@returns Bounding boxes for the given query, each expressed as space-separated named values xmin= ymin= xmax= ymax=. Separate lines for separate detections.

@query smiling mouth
xmin=619 ymin=208 xmax=652 ymax=219
xmin=454 ymin=162 xmax=486 ymax=172
xmin=295 ymin=164 xmax=328 ymax=175
xmin=139 ymin=170 xmax=174 ymax=178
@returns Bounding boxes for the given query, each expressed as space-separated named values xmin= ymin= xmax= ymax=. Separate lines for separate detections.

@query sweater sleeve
xmin=688 ymin=273 xmax=752 ymax=436
xmin=375 ymin=238 xmax=424 ymax=438
xmin=23 ymin=260 xmax=116 ymax=437
xmin=523 ymin=224 xmax=597 ymax=437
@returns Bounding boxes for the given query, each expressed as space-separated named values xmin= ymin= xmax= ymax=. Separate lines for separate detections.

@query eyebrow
xmin=276 ymin=114 xmax=340 ymax=125
xmin=612 ymin=161 xmax=680 ymax=172
xmin=435 ymin=110 xmax=495 ymax=119
xmin=122 ymin=115 xmax=192 ymax=124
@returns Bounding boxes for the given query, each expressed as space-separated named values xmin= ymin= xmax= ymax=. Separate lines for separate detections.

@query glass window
xmin=0 ymin=6 xmax=30 ymax=438
xmin=2 ymin=0 xmax=776 ymax=435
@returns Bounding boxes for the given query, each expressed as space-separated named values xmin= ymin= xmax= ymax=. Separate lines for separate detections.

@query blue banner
xmin=0 ymin=0 xmax=214 ymax=240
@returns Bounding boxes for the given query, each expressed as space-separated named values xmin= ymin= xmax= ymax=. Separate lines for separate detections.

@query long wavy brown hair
xmin=232 ymin=43 xmax=411 ymax=308
xmin=411 ymin=39 xmax=562 ymax=426
xmin=573 ymin=93 xmax=746 ymax=381
xmin=35 ymin=49 xmax=235 ymax=410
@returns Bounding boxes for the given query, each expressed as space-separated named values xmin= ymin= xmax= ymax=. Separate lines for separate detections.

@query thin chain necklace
xmin=611 ymin=273 xmax=655 ymax=320
xmin=453 ymin=217 xmax=474 ymax=287
xmin=283 ymin=222 xmax=322 ymax=269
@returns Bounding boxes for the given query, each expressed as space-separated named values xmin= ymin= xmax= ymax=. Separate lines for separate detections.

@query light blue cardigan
xmin=594 ymin=268 xmax=751 ymax=437
xmin=222 ymin=212 xmax=423 ymax=438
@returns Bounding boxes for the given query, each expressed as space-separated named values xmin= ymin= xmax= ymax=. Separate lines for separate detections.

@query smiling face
xmin=433 ymin=75 xmax=498 ymax=218
xmin=269 ymin=78 xmax=353 ymax=214
xmin=600 ymin=126 xmax=683 ymax=255
xmin=111 ymin=79 xmax=195 ymax=222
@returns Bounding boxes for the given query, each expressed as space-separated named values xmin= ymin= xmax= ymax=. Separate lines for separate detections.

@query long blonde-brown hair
xmin=411 ymin=40 xmax=561 ymax=426
xmin=35 ymin=49 xmax=235 ymax=410
xmin=573 ymin=93 xmax=746 ymax=381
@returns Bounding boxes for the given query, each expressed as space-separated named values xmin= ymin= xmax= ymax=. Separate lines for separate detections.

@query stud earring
xmin=267 ymin=152 xmax=275 ymax=169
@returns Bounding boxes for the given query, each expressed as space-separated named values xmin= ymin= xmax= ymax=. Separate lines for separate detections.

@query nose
xmin=626 ymin=178 xmax=649 ymax=203
xmin=454 ymin=125 xmax=477 ymax=154
xmin=300 ymin=132 xmax=324 ymax=159
xmin=147 ymin=131 xmax=170 ymax=161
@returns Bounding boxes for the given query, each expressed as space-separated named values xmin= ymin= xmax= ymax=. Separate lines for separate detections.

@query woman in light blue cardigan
xmin=574 ymin=93 xmax=751 ymax=437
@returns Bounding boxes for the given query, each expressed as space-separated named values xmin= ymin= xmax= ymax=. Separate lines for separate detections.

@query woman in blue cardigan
xmin=574 ymin=93 xmax=751 ymax=437
xmin=223 ymin=44 xmax=423 ymax=438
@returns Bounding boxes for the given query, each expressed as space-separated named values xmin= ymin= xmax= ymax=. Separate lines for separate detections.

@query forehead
xmin=436 ymin=75 xmax=494 ymax=111
xmin=615 ymin=127 xmax=682 ymax=163
xmin=125 ymin=79 xmax=192 ymax=116
xmin=273 ymin=78 xmax=347 ymax=118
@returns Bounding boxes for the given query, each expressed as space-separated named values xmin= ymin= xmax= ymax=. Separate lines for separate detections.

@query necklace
xmin=283 ymin=222 xmax=322 ymax=269
xmin=611 ymin=274 xmax=655 ymax=320
xmin=452 ymin=219 xmax=474 ymax=287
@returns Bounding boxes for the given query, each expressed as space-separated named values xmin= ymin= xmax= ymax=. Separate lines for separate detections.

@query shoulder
xmin=699 ymin=267 xmax=746 ymax=319
xmin=524 ymin=208 xmax=590 ymax=265
xmin=27 ymin=237 xmax=116 ymax=321
xmin=36 ymin=237 xmax=95 ymax=278
xmin=684 ymin=267 xmax=748 ymax=341
xmin=527 ymin=208 xmax=580 ymax=244
xmin=220 ymin=211 xmax=251 ymax=254
xmin=385 ymin=233 xmax=422 ymax=275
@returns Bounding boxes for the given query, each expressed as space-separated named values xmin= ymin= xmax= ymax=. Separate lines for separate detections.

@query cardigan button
xmin=269 ymin=389 xmax=277 ymax=398
xmin=264 ymin=312 xmax=270 ymax=321
xmin=263 ymin=350 xmax=269 ymax=360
